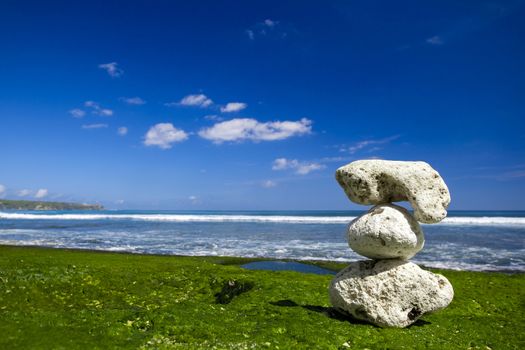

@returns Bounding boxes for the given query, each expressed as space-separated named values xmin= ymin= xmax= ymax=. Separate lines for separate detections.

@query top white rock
xmin=336 ymin=160 xmax=450 ymax=223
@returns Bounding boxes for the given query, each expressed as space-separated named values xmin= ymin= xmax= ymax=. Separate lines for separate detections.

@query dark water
xmin=241 ymin=261 xmax=335 ymax=275
xmin=1 ymin=210 xmax=524 ymax=272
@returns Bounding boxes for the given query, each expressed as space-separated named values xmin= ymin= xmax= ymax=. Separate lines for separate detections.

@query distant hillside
xmin=0 ymin=199 xmax=103 ymax=211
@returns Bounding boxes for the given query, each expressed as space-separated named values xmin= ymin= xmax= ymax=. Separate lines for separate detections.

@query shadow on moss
xmin=270 ymin=299 xmax=431 ymax=327
xmin=214 ymin=280 xmax=254 ymax=304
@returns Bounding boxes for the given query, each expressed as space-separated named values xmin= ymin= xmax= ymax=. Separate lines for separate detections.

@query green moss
xmin=0 ymin=245 xmax=523 ymax=349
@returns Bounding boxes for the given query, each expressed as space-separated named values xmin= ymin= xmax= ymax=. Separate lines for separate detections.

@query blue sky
xmin=0 ymin=0 xmax=524 ymax=210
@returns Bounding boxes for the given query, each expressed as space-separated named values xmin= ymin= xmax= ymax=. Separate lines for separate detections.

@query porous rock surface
xmin=335 ymin=160 xmax=450 ymax=224
xmin=329 ymin=259 xmax=453 ymax=328
xmin=347 ymin=204 xmax=424 ymax=259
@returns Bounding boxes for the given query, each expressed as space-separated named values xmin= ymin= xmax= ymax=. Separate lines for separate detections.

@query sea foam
xmin=1 ymin=212 xmax=525 ymax=226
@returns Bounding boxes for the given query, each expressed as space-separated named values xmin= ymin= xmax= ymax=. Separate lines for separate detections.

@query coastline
xmin=1 ymin=244 xmax=522 ymax=275
xmin=2 ymin=209 xmax=523 ymax=273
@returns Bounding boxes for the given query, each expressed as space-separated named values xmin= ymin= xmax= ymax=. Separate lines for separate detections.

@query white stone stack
xmin=329 ymin=160 xmax=454 ymax=328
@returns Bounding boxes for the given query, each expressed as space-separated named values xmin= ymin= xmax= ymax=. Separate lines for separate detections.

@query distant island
xmin=0 ymin=199 xmax=103 ymax=211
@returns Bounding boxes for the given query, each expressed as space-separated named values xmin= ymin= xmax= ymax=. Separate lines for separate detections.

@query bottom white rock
xmin=329 ymin=260 xmax=453 ymax=328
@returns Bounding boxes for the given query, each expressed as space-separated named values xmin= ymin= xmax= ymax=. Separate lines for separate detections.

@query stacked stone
xmin=329 ymin=160 xmax=454 ymax=328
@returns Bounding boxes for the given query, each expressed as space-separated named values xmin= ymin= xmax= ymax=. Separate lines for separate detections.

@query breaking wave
xmin=1 ymin=212 xmax=525 ymax=226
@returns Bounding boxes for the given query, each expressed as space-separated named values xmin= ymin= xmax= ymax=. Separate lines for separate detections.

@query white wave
xmin=1 ymin=212 xmax=525 ymax=226
xmin=412 ymin=259 xmax=525 ymax=272
xmin=440 ymin=216 xmax=525 ymax=226
xmin=0 ymin=212 xmax=355 ymax=223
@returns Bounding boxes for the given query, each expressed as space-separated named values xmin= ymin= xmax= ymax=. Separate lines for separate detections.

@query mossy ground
xmin=0 ymin=245 xmax=523 ymax=349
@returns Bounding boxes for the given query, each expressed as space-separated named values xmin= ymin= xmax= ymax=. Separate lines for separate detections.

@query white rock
xmin=336 ymin=160 xmax=450 ymax=224
xmin=347 ymin=204 xmax=424 ymax=259
xmin=329 ymin=260 xmax=454 ymax=328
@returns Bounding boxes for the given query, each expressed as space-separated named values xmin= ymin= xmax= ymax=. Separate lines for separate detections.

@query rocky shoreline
xmin=0 ymin=199 xmax=103 ymax=211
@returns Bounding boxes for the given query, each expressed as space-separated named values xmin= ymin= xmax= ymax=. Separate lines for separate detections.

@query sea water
xmin=0 ymin=210 xmax=524 ymax=272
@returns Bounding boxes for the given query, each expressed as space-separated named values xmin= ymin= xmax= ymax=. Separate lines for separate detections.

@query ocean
xmin=0 ymin=210 xmax=524 ymax=272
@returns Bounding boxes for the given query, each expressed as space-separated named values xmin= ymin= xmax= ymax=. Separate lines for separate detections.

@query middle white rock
xmin=348 ymin=204 xmax=424 ymax=259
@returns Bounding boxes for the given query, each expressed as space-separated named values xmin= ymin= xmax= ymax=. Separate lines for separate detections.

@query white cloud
xmin=367 ymin=146 xmax=382 ymax=153
xmin=295 ymin=163 xmax=324 ymax=175
xmin=0 ymin=184 xmax=5 ymax=197
xmin=246 ymin=19 xmax=288 ymax=40
xmin=115 ymin=199 xmax=125 ymax=204
xmin=82 ymin=123 xmax=108 ymax=129
xmin=264 ymin=19 xmax=277 ymax=27
xmin=272 ymin=158 xmax=294 ymax=170
xmin=220 ymin=102 xmax=247 ymax=113
xmin=117 ymin=127 xmax=128 ymax=136
xmin=345 ymin=135 xmax=400 ymax=154
xmin=69 ymin=108 xmax=86 ymax=118
xmin=204 ymin=115 xmax=223 ymax=121
xmin=120 ymin=97 xmax=146 ymax=105
xmin=84 ymin=101 xmax=113 ymax=116
xmin=166 ymin=94 xmax=213 ymax=108
xmin=272 ymin=158 xmax=325 ymax=175
xmin=261 ymin=180 xmax=277 ymax=188
xmin=188 ymin=195 xmax=199 ymax=204
xmin=35 ymin=189 xmax=48 ymax=199
xmin=426 ymin=36 xmax=444 ymax=45
xmin=321 ymin=156 xmax=349 ymax=163
xmin=98 ymin=62 xmax=123 ymax=77
xmin=199 ymin=118 xmax=312 ymax=144
xmin=18 ymin=189 xmax=31 ymax=197
xmin=144 ymin=123 xmax=188 ymax=149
